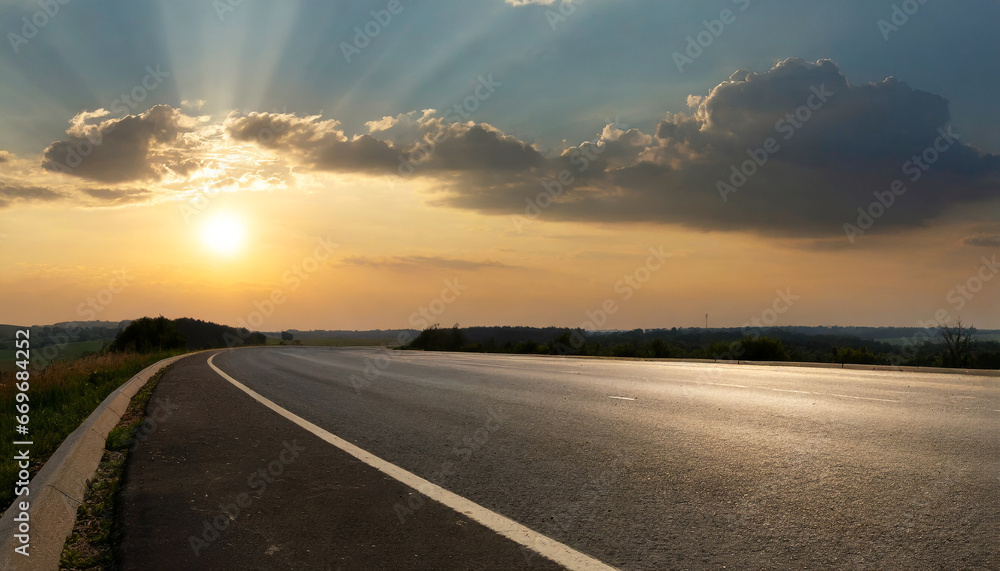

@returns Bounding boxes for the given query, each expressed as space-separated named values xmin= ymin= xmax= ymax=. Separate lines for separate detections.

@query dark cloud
xmin=224 ymin=112 xmax=399 ymax=172
xmin=41 ymin=105 xmax=194 ymax=183
xmin=0 ymin=182 xmax=65 ymax=208
xmin=341 ymin=255 xmax=513 ymax=271
xmin=79 ymin=187 xmax=155 ymax=206
xmin=225 ymin=111 xmax=545 ymax=175
xmin=438 ymin=59 xmax=1000 ymax=237
xmin=963 ymin=234 xmax=1000 ymax=248
xmin=46 ymin=60 xmax=991 ymax=237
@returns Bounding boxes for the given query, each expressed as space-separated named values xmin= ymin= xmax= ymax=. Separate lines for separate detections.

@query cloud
xmin=226 ymin=109 xmax=544 ymax=174
xmin=0 ymin=151 xmax=10 ymax=163
xmin=224 ymin=111 xmax=400 ymax=172
xmin=341 ymin=255 xmax=514 ymax=271
xmin=79 ymin=187 xmax=155 ymax=207
xmin=24 ymin=59 xmax=999 ymax=237
xmin=0 ymin=181 xmax=65 ymax=208
xmin=963 ymin=234 xmax=1000 ymax=247
xmin=41 ymin=105 xmax=197 ymax=183
xmin=435 ymin=58 xmax=1000 ymax=237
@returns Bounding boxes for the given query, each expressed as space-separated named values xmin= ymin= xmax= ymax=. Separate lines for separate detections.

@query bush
xmin=108 ymin=317 xmax=186 ymax=353
xmin=406 ymin=325 xmax=466 ymax=352
xmin=738 ymin=336 xmax=789 ymax=361
xmin=832 ymin=346 xmax=879 ymax=365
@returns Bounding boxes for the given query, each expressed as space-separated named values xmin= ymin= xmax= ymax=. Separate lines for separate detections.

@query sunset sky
xmin=1 ymin=0 xmax=998 ymax=331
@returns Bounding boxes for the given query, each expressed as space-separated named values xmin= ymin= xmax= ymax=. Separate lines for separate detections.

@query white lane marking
xmin=823 ymin=392 xmax=899 ymax=403
xmin=607 ymin=396 xmax=636 ymax=401
xmin=670 ymin=378 xmax=900 ymax=403
xmin=769 ymin=388 xmax=812 ymax=394
xmin=207 ymin=354 xmax=616 ymax=571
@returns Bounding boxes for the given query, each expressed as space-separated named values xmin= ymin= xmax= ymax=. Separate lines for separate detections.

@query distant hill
xmin=0 ymin=320 xmax=128 ymax=351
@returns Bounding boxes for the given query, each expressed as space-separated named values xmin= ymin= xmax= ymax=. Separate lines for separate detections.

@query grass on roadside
xmin=59 ymin=366 xmax=170 ymax=570
xmin=0 ymin=351 xmax=183 ymax=512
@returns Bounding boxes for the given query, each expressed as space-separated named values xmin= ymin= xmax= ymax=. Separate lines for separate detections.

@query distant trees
xmin=109 ymin=316 xmax=268 ymax=353
xmin=404 ymin=324 xmax=466 ymax=352
xmin=940 ymin=319 xmax=975 ymax=368
xmin=398 ymin=324 xmax=1000 ymax=369
xmin=832 ymin=346 xmax=878 ymax=365
xmin=281 ymin=331 xmax=294 ymax=342
xmin=737 ymin=336 xmax=790 ymax=361
xmin=109 ymin=316 xmax=187 ymax=353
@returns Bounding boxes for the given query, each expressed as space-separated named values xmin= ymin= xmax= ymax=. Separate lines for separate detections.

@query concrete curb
xmin=0 ymin=353 xmax=190 ymax=570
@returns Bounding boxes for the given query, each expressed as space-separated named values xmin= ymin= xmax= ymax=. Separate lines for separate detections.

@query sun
xmin=200 ymin=213 xmax=246 ymax=256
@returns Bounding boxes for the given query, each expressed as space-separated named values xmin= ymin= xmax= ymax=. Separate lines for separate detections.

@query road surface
xmin=121 ymin=347 xmax=999 ymax=569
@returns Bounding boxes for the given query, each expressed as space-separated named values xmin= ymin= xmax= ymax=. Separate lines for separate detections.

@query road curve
xmin=124 ymin=347 xmax=999 ymax=569
xmin=205 ymin=347 xmax=999 ymax=569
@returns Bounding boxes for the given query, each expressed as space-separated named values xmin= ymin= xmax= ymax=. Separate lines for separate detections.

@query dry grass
xmin=0 ymin=351 xmax=183 ymax=511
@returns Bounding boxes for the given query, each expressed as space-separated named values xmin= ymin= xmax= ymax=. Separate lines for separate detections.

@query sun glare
xmin=200 ymin=213 xmax=245 ymax=256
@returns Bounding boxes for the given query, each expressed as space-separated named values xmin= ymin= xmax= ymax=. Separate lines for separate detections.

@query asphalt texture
xmin=121 ymin=347 xmax=1000 ymax=569
xmin=117 ymin=352 xmax=561 ymax=570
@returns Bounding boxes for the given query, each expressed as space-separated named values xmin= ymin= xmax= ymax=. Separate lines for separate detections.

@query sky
xmin=0 ymin=0 xmax=998 ymax=331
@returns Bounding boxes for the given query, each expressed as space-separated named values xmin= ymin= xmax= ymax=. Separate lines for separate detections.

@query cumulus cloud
xmin=224 ymin=111 xmax=399 ymax=172
xmin=225 ymin=109 xmax=544 ymax=174
xmin=0 ymin=151 xmax=10 ymax=163
xmin=436 ymin=58 xmax=1000 ymax=237
xmin=41 ymin=105 xmax=197 ymax=183
xmin=24 ymin=58 xmax=1000 ymax=236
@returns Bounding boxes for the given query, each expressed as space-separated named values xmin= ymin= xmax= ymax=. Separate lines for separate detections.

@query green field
xmin=0 ymin=339 xmax=109 ymax=372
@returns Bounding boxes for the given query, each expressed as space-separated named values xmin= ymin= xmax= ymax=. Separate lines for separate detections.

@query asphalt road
xmin=125 ymin=347 xmax=999 ymax=569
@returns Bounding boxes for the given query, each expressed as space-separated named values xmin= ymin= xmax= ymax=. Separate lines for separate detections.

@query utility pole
xmin=705 ymin=313 xmax=708 ymax=329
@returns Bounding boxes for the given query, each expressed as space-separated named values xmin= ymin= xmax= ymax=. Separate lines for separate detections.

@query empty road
xmin=124 ymin=347 xmax=999 ymax=569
